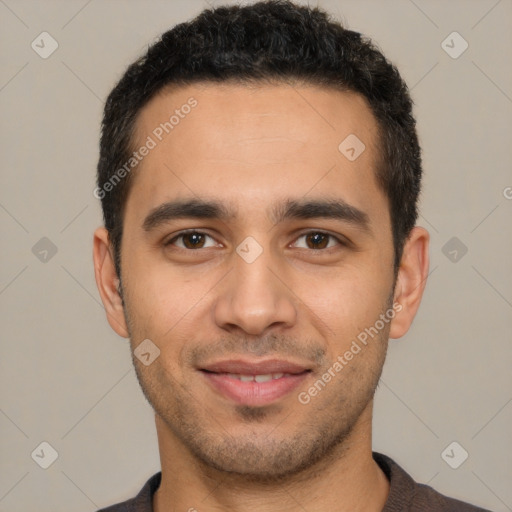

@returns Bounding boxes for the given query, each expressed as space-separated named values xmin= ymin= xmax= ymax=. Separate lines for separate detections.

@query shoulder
xmin=411 ymin=482 xmax=493 ymax=511
xmin=373 ymin=452 xmax=492 ymax=512
xmin=96 ymin=472 xmax=161 ymax=512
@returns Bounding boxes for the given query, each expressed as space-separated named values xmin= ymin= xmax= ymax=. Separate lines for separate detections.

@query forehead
xmin=126 ymin=82 xmax=387 ymax=228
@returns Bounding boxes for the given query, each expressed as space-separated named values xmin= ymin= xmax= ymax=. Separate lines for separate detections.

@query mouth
xmin=199 ymin=359 xmax=312 ymax=407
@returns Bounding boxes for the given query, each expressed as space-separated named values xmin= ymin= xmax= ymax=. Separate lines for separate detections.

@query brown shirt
xmin=97 ymin=452 xmax=493 ymax=511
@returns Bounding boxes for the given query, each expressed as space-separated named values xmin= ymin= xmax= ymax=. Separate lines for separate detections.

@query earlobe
xmin=389 ymin=226 xmax=430 ymax=339
xmin=93 ymin=227 xmax=130 ymax=338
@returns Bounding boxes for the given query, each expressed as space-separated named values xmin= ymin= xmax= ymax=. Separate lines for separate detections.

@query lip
xmin=200 ymin=358 xmax=311 ymax=406
xmin=201 ymin=358 xmax=310 ymax=375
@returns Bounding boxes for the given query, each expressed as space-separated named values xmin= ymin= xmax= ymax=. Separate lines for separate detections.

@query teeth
xmin=225 ymin=373 xmax=287 ymax=382
xmin=254 ymin=374 xmax=273 ymax=383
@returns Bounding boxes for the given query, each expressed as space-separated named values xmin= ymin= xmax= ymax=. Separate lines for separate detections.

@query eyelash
xmin=165 ymin=230 xmax=346 ymax=252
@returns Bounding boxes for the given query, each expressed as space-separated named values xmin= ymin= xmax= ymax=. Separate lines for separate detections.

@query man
xmin=92 ymin=1 xmax=490 ymax=510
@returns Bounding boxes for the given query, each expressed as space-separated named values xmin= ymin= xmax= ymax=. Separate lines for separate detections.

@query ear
xmin=389 ymin=226 xmax=430 ymax=339
xmin=93 ymin=227 xmax=129 ymax=338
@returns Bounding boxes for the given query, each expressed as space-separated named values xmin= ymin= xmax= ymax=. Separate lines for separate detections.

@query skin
xmin=94 ymin=82 xmax=429 ymax=512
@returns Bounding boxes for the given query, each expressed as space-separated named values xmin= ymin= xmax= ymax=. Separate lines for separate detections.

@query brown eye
xmin=166 ymin=231 xmax=216 ymax=250
xmin=306 ymin=232 xmax=329 ymax=249
xmin=294 ymin=231 xmax=342 ymax=250
xmin=182 ymin=232 xmax=206 ymax=249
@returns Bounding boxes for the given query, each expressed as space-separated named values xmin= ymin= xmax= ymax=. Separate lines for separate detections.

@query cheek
xmin=299 ymin=268 xmax=391 ymax=346
xmin=123 ymin=247 xmax=217 ymax=342
xmin=121 ymin=254 xmax=174 ymax=338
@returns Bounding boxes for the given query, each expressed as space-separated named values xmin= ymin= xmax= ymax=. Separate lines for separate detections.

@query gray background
xmin=1 ymin=0 xmax=511 ymax=511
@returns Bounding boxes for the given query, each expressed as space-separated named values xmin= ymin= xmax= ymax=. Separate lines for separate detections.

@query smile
xmin=224 ymin=372 xmax=287 ymax=382
xmin=199 ymin=359 xmax=312 ymax=406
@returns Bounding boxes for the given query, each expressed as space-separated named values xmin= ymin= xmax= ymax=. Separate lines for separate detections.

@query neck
xmin=153 ymin=407 xmax=390 ymax=512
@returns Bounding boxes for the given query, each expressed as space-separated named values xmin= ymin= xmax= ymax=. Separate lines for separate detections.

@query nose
xmin=213 ymin=245 xmax=297 ymax=336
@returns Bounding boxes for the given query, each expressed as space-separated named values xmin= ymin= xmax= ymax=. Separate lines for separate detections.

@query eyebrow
xmin=142 ymin=197 xmax=370 ymax=233
xmin=143 ymin=199 xmax=236 ymax=231
xmin=270 ymin=198 xmax=370 ymax=231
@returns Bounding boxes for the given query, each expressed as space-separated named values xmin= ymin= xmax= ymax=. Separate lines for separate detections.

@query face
xmin=99 ymin=82 xmax=409 ymax=481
